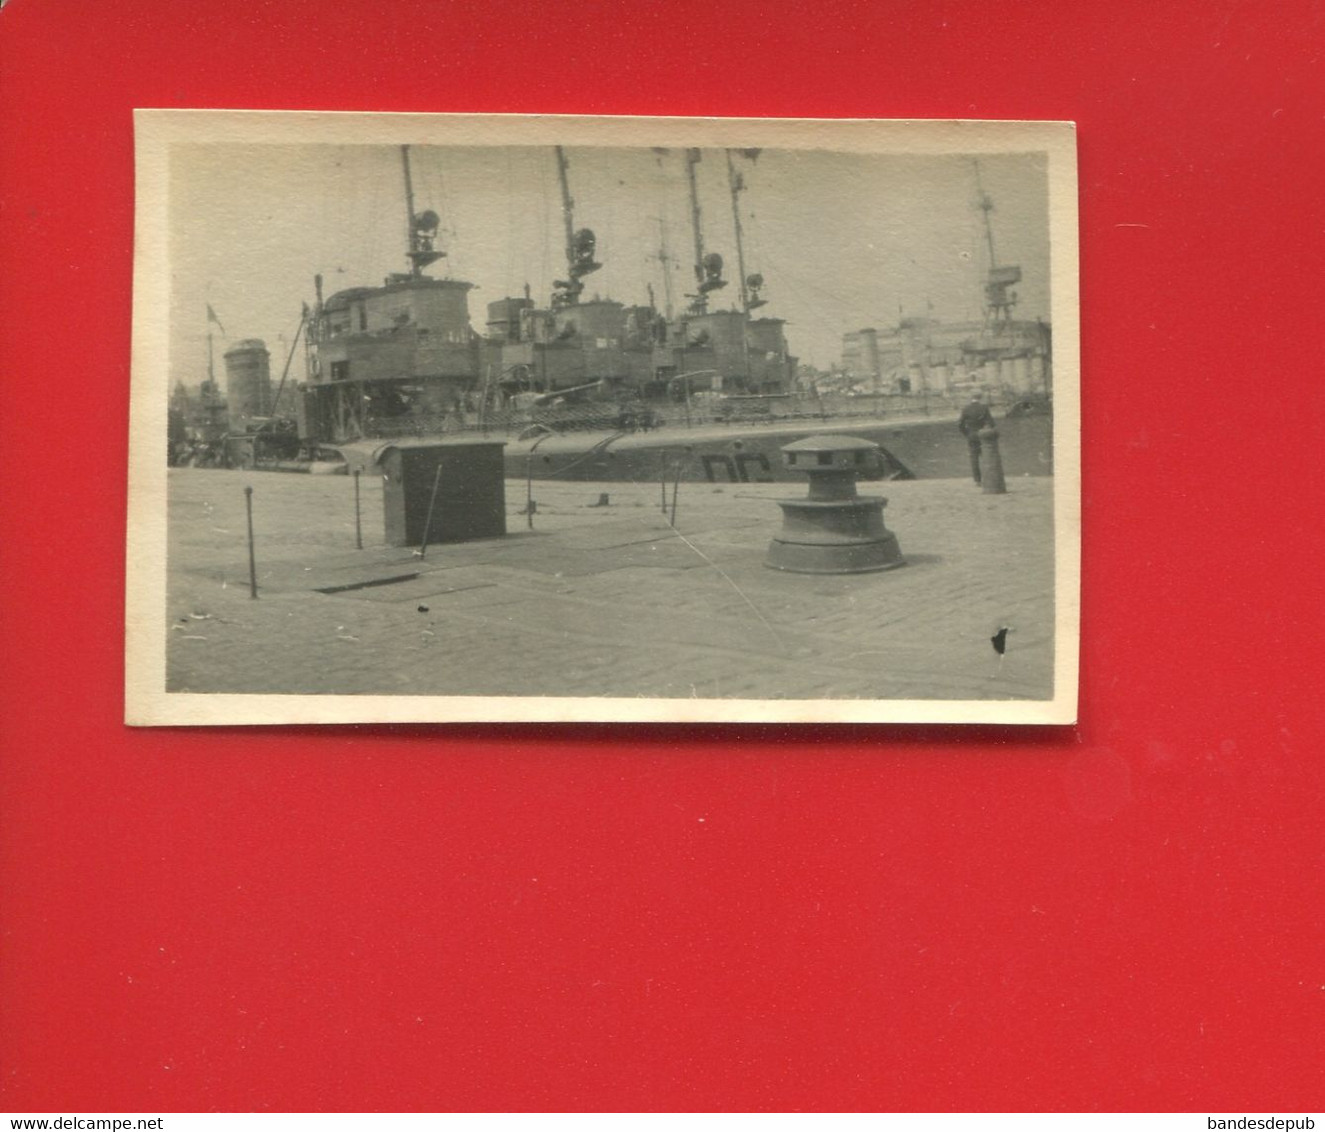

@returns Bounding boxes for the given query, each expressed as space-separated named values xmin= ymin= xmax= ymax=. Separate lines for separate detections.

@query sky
xmin=168 ymin=142 xmax=1049 ymax=378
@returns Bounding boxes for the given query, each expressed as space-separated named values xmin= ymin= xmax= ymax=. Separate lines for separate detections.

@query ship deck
xmin=497 ymin=408 xmax=1054 ymax=483
xmin=505 ymin=407 xmax=951 ymax=453
xmin=165 ymin=467 xmax=1056 ymax=705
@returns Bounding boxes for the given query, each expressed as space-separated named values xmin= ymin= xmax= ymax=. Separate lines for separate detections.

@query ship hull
xmin=501 ymin=411 xmax=1054 ymax=484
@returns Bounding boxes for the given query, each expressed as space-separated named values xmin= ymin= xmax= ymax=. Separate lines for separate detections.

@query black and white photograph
xmin=127 ymin=113 xmax=1079 ymax=725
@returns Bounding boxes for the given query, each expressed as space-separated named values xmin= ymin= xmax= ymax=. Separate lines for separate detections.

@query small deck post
xmin=244 ymin=485 xmax=258 ymax=598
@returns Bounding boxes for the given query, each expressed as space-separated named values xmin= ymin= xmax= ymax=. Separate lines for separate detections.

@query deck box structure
xmin=378 ymin=440 xmax=507 ymax=547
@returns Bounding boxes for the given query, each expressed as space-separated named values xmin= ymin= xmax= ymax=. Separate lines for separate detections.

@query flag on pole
xmin=206 ymin=304 xmax=226 ymax=335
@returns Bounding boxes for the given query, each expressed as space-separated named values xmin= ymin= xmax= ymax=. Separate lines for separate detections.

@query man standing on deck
xmin=958 ymin=392 xmax=996 ymax=485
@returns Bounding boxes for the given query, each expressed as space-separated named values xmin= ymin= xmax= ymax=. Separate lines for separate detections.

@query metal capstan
xmin=765 ymin=436 xmax=905 ymax=575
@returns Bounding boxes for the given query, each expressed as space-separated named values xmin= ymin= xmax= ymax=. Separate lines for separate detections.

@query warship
xmin=180 ymin=144 xmax=1053 ymax=482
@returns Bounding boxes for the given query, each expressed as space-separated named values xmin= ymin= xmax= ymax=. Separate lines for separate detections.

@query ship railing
xmin=355 ymin=390 xmax=1011 ymax=441
xmin=359 ymin=402 xmax=664 ymax=439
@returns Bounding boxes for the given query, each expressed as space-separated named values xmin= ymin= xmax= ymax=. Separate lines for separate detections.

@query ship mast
xmin=972 ymin=159 xmax=1020 ymax=325
xmin=551 ymin=146 xmax=600 ymax=307
xmin=555 ymin=146 xmax=576 ymax=288
xmin=685 ymin=149 xmax=706 ymax=304
xmin=726 ymin=149 xmax=767 ymax=313
xmin=974 ymin=159 xmax=998 ymax=267
xmin=401 ymin=145 xmax=444 ymax=278
xmin=683 ymin=149 xmax=725 ymax=314
xmin=726 ymin=150 xmax=750 ymax=312
xmin=650 ymin=217 xmax=676 ymax=319
xmin=401 ymin=146 xmax=417 ymax=273
xmin=684 ymin=149 xmax=707 ymax=314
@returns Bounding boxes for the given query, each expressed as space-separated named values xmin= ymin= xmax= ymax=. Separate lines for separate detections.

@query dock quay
xmin=166 ymin=467 xmax=1056 ymax=704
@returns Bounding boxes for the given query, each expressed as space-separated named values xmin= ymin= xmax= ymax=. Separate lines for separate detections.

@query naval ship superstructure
xmin=294 ymin=145 xmax=797 ymax=447
xmin=252 ymin=145 xmax=1055 ymax=484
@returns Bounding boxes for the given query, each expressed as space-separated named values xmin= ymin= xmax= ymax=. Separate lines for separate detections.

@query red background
xmin=2 ymin=0 xmax=1323 ymax=1113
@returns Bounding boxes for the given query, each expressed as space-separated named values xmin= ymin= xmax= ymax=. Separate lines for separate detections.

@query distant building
xmin=842 ymin=316 xmax=1051 ymax=396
